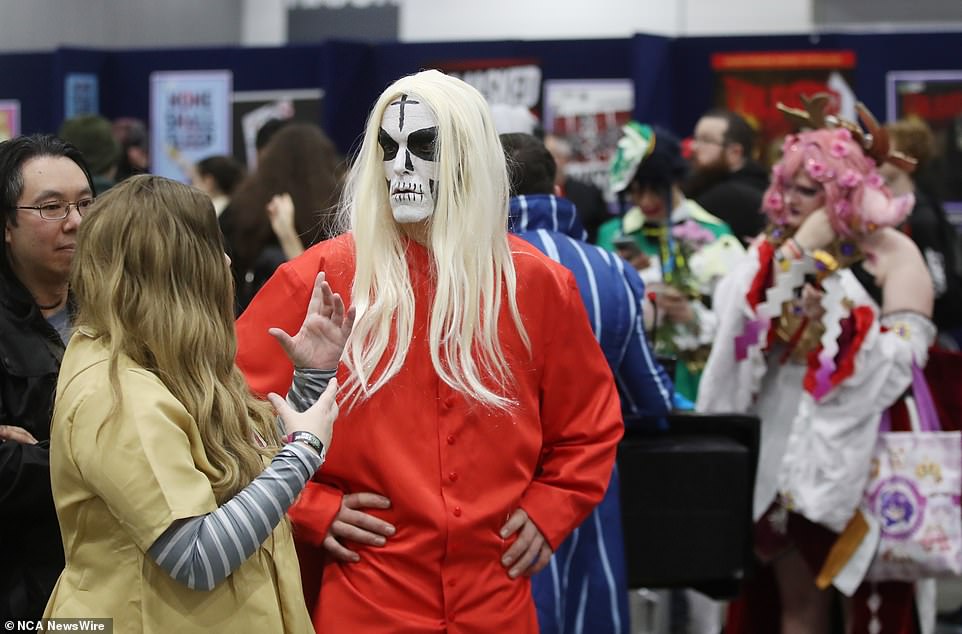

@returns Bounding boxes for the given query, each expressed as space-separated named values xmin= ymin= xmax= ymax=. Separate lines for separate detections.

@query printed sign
xmin=887 ymin=70 xmax=962 ymax=217
xmin=0 ymin=100 xmax=20 ymax=142
xmin=711 ymin=50 xmax=857 ymax=167
xmin=65 ymin=73 xmax=100 ymax=119
xmin=150 ymin=70 xmax=233 ymax=183
xmin=543 ymin=79 xmax=635 ymax=197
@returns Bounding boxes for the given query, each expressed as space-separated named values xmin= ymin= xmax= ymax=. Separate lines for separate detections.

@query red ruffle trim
xmin=804 ymin=305 xmax=875 ymax=395
xmin=746 ymin=239 xmax=775 ymax=310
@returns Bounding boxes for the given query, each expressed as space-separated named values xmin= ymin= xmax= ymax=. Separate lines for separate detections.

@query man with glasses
xmin=685 ymin=109 xmax=769 ymax=245
xmin=0 ymin=134 xmax=94 ymax=622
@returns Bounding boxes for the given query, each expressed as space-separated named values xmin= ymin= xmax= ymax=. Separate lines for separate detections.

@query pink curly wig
xmin=762 ymin=128 xmax=914 ymax=239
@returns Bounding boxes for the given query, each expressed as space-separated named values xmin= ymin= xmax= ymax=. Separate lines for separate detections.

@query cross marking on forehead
xmin=388 ymin=93 xmax=421 ymax=132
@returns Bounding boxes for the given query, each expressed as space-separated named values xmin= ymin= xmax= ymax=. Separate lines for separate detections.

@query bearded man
xmin=686 ymin=109 xmax=769 ymax=245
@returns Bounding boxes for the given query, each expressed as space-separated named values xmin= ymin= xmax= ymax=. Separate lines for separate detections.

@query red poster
xmin=712 ymin=50 xmax=857 ymax=166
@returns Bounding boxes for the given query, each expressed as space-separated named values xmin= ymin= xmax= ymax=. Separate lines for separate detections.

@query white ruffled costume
xmin=697 ymin=242 xmax=935 ymax=593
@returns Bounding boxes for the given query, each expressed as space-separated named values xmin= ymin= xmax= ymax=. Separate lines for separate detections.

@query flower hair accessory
xmin=761 ymin=93 xmax=917 ymax=239
xmin=609 ymin=122 xmax=656 ymax=194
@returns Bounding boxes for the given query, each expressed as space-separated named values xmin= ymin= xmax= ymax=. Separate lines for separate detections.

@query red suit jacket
xmin=235 ymin=233 xmax=623 ymax=633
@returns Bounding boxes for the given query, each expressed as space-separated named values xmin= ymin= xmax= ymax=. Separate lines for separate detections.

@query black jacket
xmin=691 ymin=161 xmax=769 ymax=245
xmin=0 ymin=268 xmax=66 ymax=621
xmin=563 ymin=177 xmax=611 ymax=245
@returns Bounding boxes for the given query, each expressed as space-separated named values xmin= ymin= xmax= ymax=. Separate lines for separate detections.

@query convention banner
xmin=0 ymin=100 xmax=20 ymax=142
xmin=711 ymin=50 xmax=857 ymax=167
xmin=149 ymin=70 xmax=232 ymax=183
xmin=436 ymin=58 xmax=543 ymax=112
xmin=542 ymin=78 xmax=635 ymax=197
xmin=64 ymin=73 xmax=99 ymax=120
xmin=231 ymin=88 xmax=324 ymax=170
xmin=886 ymin=70 xmax=962 ymax=215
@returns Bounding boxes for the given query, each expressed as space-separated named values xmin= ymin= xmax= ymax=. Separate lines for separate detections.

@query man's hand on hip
xmin=323 ymin=492 xmax=395 ymax=562
xmin=500 ymin=508 xmax=552 ymax=579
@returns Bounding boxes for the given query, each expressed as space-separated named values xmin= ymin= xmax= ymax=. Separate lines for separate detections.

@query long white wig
xmin=338 ymin=69 xmax=529 ymax=410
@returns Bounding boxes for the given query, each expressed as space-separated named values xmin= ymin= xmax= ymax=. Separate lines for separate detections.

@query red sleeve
xmin=289 ymin=480 xmax=344 ymax=547
xmin=520 ymin=272 xmax=624 ymax=550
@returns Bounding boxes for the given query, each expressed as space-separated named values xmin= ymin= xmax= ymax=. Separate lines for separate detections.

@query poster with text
xmin=436 ymin=58 xmax=543 ymax=116
xmin=543 ymin=79 xmax=634 ymax=198
xmin=150 ymin=70 xmax=232 ymax=183
xmin=887 ymin=70 xmax=962 ymax=214
xmin=64 ymin=73 xmax=99 ymax=119
xmin=0 ymin=100 xmax=20 ymax=142
xmin=712 ymin=50 xmax=856 ymax=167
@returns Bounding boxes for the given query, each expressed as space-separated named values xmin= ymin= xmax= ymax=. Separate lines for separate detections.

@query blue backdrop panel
xmin=0 ymin=52 xmax=54 ymax=136
xmin=837 ymin=31 xmax=962 ymax=122
xmin=628 ymin=34 xmax=674 ymax=129
xmin=2 ymin=30 xmax=960 ymax=159
xmin=372 ymin=37 xmax=633 ymax=94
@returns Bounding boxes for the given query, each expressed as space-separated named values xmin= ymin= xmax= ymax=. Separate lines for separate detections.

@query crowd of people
xmin=1 ymin=68 xmax=960 ymax=634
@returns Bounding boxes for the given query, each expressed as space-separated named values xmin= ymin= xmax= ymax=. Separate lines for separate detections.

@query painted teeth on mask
xmin=392 ymin=182 xmax=424 ymax=196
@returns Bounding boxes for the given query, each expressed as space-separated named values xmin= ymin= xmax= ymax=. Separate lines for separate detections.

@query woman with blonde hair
xmin=44 ymin=174 xmax=353 ymax=632
xmin=235 ymin=70 xmax=622 ymax=632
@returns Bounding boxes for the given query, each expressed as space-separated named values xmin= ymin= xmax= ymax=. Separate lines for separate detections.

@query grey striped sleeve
xmin=147 ymin=367 xmax=335 ymax=591
xmin=287 ymin=367 xmax=336 ymax=412
xmin=147 ymin=443 xmax=322 ymax=591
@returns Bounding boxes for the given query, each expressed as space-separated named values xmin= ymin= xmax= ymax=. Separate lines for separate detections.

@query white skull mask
xmin=379 ymin=95 xmax=439 ymax=224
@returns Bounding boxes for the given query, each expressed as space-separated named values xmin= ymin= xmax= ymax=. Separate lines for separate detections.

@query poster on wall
xmin=149 ymin=70 xmax=232 ymax=183
xmin=542 ymin=79 xmax=634 ymax=198
xmin=0 ymin=100 xmax=20 ymax=142
xmin=711 ymin=50 xmax=857 ymax=167
xmin=64 ymin=74 xmax=99 ymax=120
xmin=436 ymin=58 xmax=543 ymax=123
xmin=231 ymin=88 xmax=324 ymax=170
xmin=886 ymin=70 xmax=962 ymax=217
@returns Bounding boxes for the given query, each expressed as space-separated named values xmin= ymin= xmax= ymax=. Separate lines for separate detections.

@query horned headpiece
xmin=777 ymin=93 xmax=917 ymax=172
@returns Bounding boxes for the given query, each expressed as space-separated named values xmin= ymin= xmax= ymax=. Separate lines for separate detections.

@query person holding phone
xmin=598 ymin=123 xmax=745 ymax=400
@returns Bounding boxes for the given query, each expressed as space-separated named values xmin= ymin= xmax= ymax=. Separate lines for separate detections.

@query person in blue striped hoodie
xmin=501 ymin=132 xmax=674 ymax=634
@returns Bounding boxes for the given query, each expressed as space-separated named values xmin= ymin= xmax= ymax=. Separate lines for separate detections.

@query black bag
xmin=618 ymin=412 xmax=760 ymax=599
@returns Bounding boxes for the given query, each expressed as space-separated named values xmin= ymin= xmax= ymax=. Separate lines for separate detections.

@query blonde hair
xmin=885 ymin=117 xmax=937 ymax=167
xmin=71 ymin=175 xmax=279 ymax=503
xmin=337 ymin=69 xmax=529 ymax=410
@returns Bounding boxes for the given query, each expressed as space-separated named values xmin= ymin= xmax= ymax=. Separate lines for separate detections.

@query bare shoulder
xmin=865 ymin=228 xmax=933 ymax=316
xmin=863 ymin=228 xmax=925 ymax=274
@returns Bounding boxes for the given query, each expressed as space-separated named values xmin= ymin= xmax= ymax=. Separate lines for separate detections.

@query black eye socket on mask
xmin=406 ymin=127 xmax=438 ymax=161
xmin=378 ymin=128 xmax=399 ymax=161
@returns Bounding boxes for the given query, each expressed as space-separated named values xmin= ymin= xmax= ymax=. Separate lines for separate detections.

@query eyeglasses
xmin=14 ymin=198 xmax=94 ymax=220
xmin=691 ymin=136 xmax=726 ymax=147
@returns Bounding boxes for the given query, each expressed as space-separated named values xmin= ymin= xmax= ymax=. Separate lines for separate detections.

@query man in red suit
xmin=235 ymin=70 xmax=623 ymax=633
